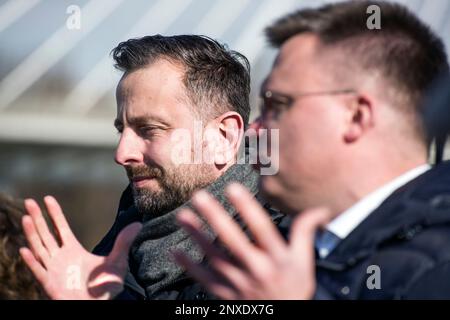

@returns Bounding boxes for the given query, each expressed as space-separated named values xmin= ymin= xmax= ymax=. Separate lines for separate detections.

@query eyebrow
xmin=114 ymin=115 xmax=170 ymax=129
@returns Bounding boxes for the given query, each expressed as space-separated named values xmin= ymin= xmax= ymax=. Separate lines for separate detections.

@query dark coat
xmin=93 ymin=185 xmax=291 ymax=300
xmin=315 ymin=161 xmax=450 ymax=299
xmin=92 ymin=185 xmax=145 ymax=299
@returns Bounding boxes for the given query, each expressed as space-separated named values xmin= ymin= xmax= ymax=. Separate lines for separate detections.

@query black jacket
xmin=315 ymin=161 xmax=450 ymax=299
xmin=93 ymin=185 xmax=290 ymax=300
xmin=93 ymin=185 xmax=145 ymax=299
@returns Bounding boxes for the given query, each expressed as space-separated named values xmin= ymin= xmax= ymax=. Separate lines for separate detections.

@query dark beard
xmin=127 ymin=164 xmax=215 ymax=218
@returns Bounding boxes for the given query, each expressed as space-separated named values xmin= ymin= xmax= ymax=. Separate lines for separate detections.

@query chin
xmin=259 ymin=176 xmax=300 ymax=215
xmin=260 ymin=177 xmax=284 ymax=207
xmin=132 ymin=184 xmax=161 ymax=196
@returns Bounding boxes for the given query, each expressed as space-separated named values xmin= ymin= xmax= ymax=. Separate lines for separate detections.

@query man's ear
xmin=211 ymin=111 xmax=244 ymax=165
xmin=343 ymin=94 xmax=374 ymax=143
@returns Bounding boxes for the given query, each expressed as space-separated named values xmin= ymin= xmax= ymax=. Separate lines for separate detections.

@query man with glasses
xmin=175 ymin=1 xmax=450 ymax=299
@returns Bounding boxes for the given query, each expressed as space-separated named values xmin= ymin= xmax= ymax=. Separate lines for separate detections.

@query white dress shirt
xmin=317 ymin=164 xmax=431 ymax=258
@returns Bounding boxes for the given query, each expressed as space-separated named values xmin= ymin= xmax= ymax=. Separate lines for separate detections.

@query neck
xmin=331 ymin=150 xmax=427 ymax=217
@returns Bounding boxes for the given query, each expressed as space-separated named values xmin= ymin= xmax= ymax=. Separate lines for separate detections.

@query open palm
xmin=20 ymin=196 xmax=141 ymax=300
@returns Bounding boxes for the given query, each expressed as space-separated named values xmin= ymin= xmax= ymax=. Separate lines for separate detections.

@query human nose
xmin=114 ymin=129 xmax=144 ymax=166
xmin=249 ymin=116 xmax=266 ymax=133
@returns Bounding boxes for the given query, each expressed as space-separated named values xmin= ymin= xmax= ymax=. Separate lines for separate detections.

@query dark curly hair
xmin=0 ymin=193 xmax=46 ymax=299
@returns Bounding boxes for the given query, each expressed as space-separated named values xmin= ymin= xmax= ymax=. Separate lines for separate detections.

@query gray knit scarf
xmin=129 ymin=163 xmax=259 ymax=298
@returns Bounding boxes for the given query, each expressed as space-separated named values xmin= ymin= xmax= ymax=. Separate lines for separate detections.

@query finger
xmin=107 ymin=222 xmax=142 ymax=272
xmin=19 ymin=247 xmax=47 ymax=284
xmin=172 ymin=251 xmax=237 ymax=300
xmin=21 ymin=215 xmax=50 ymax=265
xmin=290 ymin=207 xmax=333 ymax=254
xmin=43 ymin=196 xmax=76 ymax=245
xmin=177 ymin=210 xmax=253 ymax=290
xmin=191 ymin=190 xmax=258 ymax=269
xmin=25 ymin=199 xmax=59 ymax=254
xmin=225 ymin=183 xmax=286 ymax=255
xmin=88 ymin=272 xmax=124 ymax=300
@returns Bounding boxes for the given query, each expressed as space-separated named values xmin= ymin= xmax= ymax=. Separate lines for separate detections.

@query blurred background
xmin=0 ymin=0 xmax=449 ymax=249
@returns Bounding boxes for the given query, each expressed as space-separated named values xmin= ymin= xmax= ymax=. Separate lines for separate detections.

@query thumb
xmin=290 ymin=207 xmax=333 ymax=254
xmin=107 ymin=222 xmax=142 ymax=270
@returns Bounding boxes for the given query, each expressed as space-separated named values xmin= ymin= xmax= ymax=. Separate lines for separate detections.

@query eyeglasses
xmin=260 ymin=89 xmax=357 ymax=121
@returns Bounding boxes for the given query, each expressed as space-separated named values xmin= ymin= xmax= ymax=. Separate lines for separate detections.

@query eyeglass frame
xmin=259 ymin=88 xmax=357 ymax=121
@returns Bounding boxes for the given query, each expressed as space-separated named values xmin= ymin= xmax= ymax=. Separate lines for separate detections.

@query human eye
xmin=261 ymin=95 xmax=287 ymax=120
xmin=271 ymin=97 xmax=287 ymax=113
xmin=138 ymin=125 xmax=163 ymax=138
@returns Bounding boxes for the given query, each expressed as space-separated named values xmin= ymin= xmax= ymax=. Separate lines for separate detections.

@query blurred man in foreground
xmin=175 ymin=1 xmax=450 ymax=299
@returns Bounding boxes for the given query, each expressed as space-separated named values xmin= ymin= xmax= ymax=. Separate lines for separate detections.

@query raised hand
xmin=173 ymin=183 xmax=332 ymax=300
xmin=19 ymin=196 xmax=142 ymax=300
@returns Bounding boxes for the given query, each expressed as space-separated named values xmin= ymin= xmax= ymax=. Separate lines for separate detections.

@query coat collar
xmin=318 ymin=161 xmax=450 ymax=269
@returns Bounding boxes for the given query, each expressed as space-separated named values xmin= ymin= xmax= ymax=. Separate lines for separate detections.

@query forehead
xmin=265 ymin=34 xmax=332 ymax=92
xmin=116 ymin=59 xmax=193 ymax=122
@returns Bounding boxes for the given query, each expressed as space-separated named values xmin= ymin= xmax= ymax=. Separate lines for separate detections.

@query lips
xmin=132 ymin=176 xmax=153 ymax=182
xmin=131 ymin=176 xmax=156 ymax=187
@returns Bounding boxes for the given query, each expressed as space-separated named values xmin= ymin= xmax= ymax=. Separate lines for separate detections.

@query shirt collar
xmin=326 ymin=164 xmax=431 ymax=240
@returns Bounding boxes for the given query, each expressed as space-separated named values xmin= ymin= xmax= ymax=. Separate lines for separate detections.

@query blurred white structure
xmin=0 ymin=0 xmax=449 ymax=146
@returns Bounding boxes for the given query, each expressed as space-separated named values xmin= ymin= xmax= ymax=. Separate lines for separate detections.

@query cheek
xmin=277 ymin=118 xmax=311 ymax=172
xmin=280 ymin=107 xmax=339 ymax=164
xmin=275 ymin=111 xmax=338 ymax=189
xmin=143 ymin=138 xmax=173 ymax=168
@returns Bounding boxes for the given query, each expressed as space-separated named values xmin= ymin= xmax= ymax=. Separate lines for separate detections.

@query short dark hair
xmin=266 ymin=0 xmax=449 ymax=143
xmin=112 ymin=35 xmax=251 ymax=125
xmin=0 ymin=193 xmax=46 ymax=299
